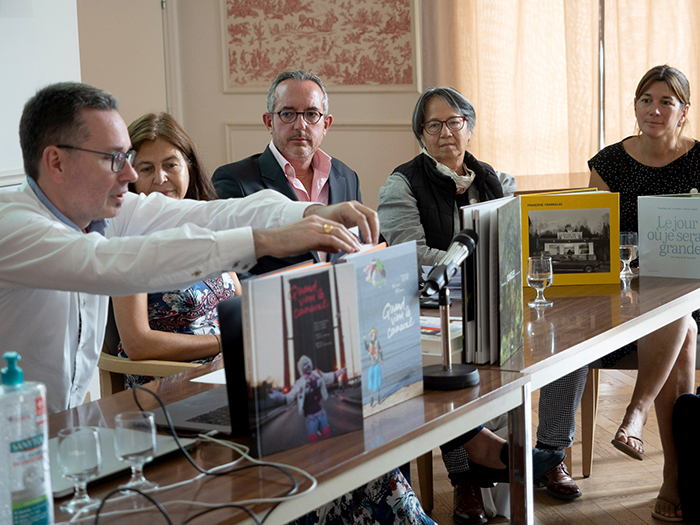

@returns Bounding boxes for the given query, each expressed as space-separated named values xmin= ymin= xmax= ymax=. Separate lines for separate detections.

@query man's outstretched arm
xmin=253 ymin=200 xmax=379 ymax=259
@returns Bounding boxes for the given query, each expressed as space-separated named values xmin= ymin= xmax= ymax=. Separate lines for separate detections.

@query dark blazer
xmin=212 ymin=145 xmax=362 ymax=274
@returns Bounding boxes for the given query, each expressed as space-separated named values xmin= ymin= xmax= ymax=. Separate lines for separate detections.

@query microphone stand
xmin=422 ymin=277 xmax=480 ymax=390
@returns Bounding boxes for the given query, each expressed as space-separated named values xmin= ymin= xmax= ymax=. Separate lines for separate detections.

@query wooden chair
xmin=579 ymin=342 xmax=700 ymax=477
xmin=97 ymin=301 xmax=200 ymax=397
xmin=416 ymin=452 xmax=435 ymax=512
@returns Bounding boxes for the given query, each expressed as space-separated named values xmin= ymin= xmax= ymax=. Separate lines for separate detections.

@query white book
xmin=638 ymin=194 xmax=700 ymax=279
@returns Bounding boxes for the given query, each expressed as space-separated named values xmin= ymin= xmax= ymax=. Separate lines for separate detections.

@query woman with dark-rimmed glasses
xmin=378 ymin=86 xmax=510 ymax=269
xmin=378 ymin=87 xmax=567 ymax=525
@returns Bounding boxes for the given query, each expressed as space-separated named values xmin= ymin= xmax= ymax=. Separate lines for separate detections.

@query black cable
xmin=131 ymin=385 xmax=300 ymax=485
xmin=181 ymin=503 xmax=262 ymax=525
xmin=260 ymin=502 xmax=282 ymax=525
xmin=94 ymin=487 xmax=173 ymax=524
xmin=131 ymin=386 xmax=301 ymax=522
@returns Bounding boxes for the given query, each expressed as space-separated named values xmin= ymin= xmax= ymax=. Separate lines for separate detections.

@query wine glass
xmin=527 ymin=255 xmax=554 ymax=307
xmin=57 ymin=427 xmax=102 ymax=514
xmin=114 ymin=411 xmax=158 ymax=492
xmin=620 ymin=231 xmax=639 ymax=279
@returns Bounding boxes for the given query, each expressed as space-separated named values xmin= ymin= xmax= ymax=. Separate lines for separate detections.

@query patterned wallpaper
xmin=223 ymin=0 xmax=417 ymax=91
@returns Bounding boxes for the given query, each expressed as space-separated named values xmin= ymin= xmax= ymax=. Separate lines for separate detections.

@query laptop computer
xmin=152 ymin=295 xmax=249 ymax=437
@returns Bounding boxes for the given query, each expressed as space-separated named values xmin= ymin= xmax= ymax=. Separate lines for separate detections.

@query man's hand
xmin=304 ymin=201 xmax=380 ymax=246
xmin=253 ymin=201 xmax=380 ymax=260
xmin=253 ymin=214 xmax=363 ymax=259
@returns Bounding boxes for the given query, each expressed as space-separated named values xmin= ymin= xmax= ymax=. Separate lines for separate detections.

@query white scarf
xmin=422 ymin=147 xmax=475 ymax=194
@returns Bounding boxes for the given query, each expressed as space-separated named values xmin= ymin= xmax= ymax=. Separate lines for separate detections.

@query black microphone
xmin=422 ymin=229 xmax=478 ymax=296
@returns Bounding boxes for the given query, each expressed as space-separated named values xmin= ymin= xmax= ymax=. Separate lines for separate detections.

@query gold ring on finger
xmin=323 ymin=223 xmax=334 ymax=234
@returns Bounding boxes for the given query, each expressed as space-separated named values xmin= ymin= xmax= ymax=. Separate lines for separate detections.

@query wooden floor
xmin=410 ymin=370 xmax=700 ymax=524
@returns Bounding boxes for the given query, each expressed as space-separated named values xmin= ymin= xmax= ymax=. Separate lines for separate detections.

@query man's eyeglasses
xmin=422 ymin=116 xmax=467 ymax=136
xmin=57 ymin=145 xmax=136 ymax=173
xmin=274 ymin=110 xmax=324 ymax=125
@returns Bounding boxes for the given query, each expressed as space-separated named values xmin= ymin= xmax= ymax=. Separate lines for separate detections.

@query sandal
xmin=651 ymin=496 xmax=682 ymax=522
xmin=611 ymin=429 xmax=644 ymax=460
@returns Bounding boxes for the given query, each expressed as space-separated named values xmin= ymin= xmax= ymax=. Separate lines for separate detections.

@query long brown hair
xmin=128 ymin=113 xmax=216 ymax=201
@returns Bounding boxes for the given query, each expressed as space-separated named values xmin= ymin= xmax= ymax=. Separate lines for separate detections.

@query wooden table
xmin=52 ymin=361 xmax=533 ymax=524
xmin=416 ymin=275 xmax=700 ymax=489
xmin=54 ymin=277 xmax=700 ymax=524
xmin=499 ymin=276 xmax=700 ymax=387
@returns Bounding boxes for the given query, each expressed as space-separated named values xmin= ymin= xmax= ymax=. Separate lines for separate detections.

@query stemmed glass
xmin=527 ymin=255 xmax=554 ymax=307
xmin=114 ymin=411 xmax=158 ymax=492
xmin=57 ymin=427 xmax=102 ymax=514
xmin=620 ymin=231 xmax=639 ymax=279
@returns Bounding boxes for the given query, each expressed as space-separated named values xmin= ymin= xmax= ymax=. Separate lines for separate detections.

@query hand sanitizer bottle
xmin=0 ymin=352 xmax=53 ymax=525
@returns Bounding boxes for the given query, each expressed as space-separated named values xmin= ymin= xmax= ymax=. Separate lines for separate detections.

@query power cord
xmin=181 ymin=504 xmax=262 ymax=525
xmin=131 ymin=385 xmax=298 ymax=489
xmin=58 ymin=385 xmax=320 ymax=524
xmin=94 ymin=488 xmax=172 ymax=525
xmin=83 ymin=384 xmax=312 ymax=524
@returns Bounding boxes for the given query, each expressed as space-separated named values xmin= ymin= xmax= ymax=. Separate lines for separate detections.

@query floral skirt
xmin=289 ymin=468 xmax=435 ymax=525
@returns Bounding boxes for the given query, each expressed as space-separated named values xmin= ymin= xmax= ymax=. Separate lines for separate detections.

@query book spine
xmin=241 ymin=280 xmax=263 ymax=457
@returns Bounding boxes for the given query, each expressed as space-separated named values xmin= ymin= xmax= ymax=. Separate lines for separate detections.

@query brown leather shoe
xmin=453 ymin=478 xmax=488 ymax=525
xmin=537 ymin=462 xmax=581 ymax=500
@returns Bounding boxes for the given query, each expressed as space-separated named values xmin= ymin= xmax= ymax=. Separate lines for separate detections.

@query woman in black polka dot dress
xmin=588 ymin=65 xmax=697 ymax=522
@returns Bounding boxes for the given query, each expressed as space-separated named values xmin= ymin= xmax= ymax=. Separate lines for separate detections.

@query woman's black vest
xmin=393 ymin=152 xmax=503 ymax=251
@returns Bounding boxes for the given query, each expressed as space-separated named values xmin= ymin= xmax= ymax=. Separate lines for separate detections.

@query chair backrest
xmin=99 ymin=299 xmax=125 ymax=396
xmin=97 ymin=299 xmax=200 ymax=397
xmin=103 ymin=300 xmax=121 ymax=355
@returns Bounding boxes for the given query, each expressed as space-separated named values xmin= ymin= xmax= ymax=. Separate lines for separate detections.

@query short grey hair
xmin=412 ymin=86 xmax=476 ymax=145
xmin=266 ymin=70 xmax=329 ymax=114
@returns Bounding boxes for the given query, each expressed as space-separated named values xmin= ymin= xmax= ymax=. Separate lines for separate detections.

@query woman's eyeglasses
xmin=422 ymin=116 xmax=467 ymax=135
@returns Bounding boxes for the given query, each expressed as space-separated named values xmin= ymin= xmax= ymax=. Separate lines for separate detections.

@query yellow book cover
xmin=520 ymin=191 xmax=620 ymax=286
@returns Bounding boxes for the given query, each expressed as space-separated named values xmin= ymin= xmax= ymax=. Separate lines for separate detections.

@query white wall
xmin=76 ymin=0 xmax=168 ymax=127
xmin=0 ymin=0 xmax=81 ymax=187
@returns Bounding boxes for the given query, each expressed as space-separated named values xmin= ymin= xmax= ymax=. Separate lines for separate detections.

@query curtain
xmin=604 ymin=0 xmax=700 ymax=145
xmin=427 ymin=0 xmax=700 ymax=190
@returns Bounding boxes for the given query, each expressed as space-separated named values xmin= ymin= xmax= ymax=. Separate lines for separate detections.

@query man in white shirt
xmin=0 ymin=82 xmax=378 ymax=414
xmin=211 ymin=70 xmax=362 ymax=274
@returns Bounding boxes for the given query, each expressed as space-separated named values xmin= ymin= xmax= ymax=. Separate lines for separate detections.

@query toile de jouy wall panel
xmin=221 ymin=0 xmax=421 ymax=93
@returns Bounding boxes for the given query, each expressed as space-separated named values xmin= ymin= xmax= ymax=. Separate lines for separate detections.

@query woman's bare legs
xmin=613 ymin=314 xmax=695 ymax=519
xmin=614 ymin=316 xmax=693 ymax=453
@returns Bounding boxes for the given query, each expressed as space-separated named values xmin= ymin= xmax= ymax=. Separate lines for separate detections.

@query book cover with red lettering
xmin=240 ymin=264 xmax=362 ymax=457
xmin=338 ymin=241 xmax=423 ymax=417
